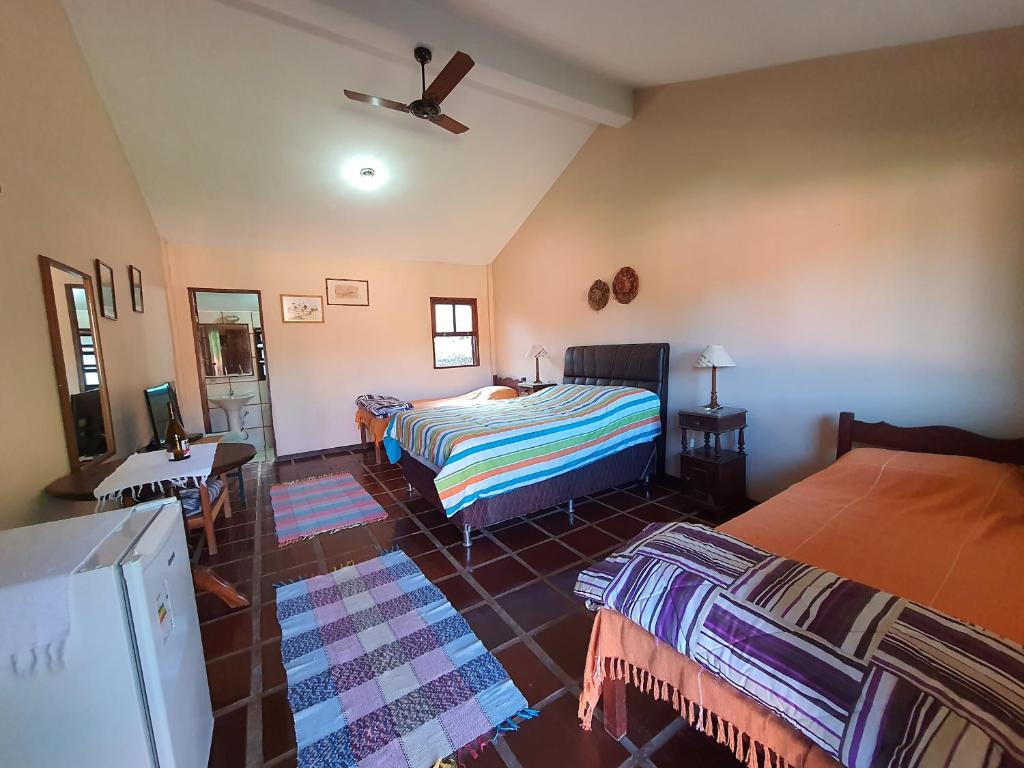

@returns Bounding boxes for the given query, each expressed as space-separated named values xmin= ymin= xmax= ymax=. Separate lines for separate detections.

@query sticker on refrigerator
xmin=156 ymin=585 xmax=174 ymax=643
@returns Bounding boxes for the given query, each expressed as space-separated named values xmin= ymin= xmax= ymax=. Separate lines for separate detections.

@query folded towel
xmin=0 ymin=508 xmax=132 ymax=673
xmin=355 ymin=394 xmax=413 ymax=419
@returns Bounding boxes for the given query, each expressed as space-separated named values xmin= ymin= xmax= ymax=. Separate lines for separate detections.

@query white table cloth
xmin=93 ymin=443 xmax=217 ymax=502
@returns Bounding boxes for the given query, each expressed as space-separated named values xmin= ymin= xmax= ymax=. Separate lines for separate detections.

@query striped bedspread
xmin=575 ymin=522 xmax=1024 ymax=768
xmin=383 ymin=384 xmax=661 ymax=517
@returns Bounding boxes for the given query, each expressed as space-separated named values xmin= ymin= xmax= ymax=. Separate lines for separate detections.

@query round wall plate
xmin=612 ymin=266 xmax=639 ymax=304
xmin=588 ymin=279 xmax=610 ymax=310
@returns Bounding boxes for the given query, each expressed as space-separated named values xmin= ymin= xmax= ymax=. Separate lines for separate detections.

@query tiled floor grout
xmin=196 ymin=449 xmax=744 ymax=768
xmin=246 ymin=468 xmax=265 ymax=767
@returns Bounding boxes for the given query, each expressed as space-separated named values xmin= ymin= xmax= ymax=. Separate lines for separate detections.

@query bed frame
xmin=836 ymin=411 xmax=1024 ymax=464
xmin=397 ymin=343 xmax=670 ymax=548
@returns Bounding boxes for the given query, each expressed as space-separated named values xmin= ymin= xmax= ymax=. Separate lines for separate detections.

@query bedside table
xmin=678 ymin=406 xmax=747 ymax=514
xmin=516 ymin=381 xmax=557 ymax=396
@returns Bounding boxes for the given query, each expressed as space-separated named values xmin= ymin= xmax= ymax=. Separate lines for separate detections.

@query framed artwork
xmin=325 ymin=278 xmax=369 ymax=306
xmin=280 ymin=294 xmax=324 ymax=323
xmin=95 ymin=259 xmax=117 ymax=320
xmin=129 ymin=265 xmax=144 ymax=313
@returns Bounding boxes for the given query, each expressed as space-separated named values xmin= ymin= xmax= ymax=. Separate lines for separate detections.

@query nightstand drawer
xmin=681 ymin=413 xmax=717 ymax=431
xmin=679 ymin=408 xmax=747 ymax=433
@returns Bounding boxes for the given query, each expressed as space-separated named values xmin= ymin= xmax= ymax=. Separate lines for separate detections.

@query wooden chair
xmin=179 ymin=474 xmax=232 ymax=556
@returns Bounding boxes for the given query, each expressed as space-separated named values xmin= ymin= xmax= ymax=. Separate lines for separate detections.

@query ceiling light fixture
xmin=341 ymin=156 xmax=389 ymax=192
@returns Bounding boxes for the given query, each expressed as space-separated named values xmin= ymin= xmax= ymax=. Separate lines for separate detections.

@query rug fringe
xmin=579 ymin=657 xmax=792 ymax=768
xmin=274 ymin=471 xmax=350 ymax=487
xmin=433 ymin=707 xmax=539 ymax=767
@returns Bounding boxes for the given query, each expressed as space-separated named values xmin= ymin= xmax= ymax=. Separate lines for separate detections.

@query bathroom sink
xmin=210 ymin=393 xmax=255 ymax=432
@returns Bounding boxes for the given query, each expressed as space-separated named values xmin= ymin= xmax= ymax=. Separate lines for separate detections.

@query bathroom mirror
xmin=199 ymin=323 xmax=254 ymax=377
xmin=39 ymin=255 xmax=115 ymax=468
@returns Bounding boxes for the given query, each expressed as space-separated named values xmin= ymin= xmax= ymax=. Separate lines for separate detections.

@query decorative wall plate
xmin=587 ymin=279 xmax=610 ymax=311
xmin=612 ymin=266 xmax=639 ymax=304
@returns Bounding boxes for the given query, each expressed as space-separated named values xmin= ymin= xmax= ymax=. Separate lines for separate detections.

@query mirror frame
xmin=38 ymin=254 xmax=116 ymax=470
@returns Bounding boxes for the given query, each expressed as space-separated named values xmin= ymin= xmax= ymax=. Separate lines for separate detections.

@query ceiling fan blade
xmin=431 ymin=114 xmax=469 ymax=134
xmin=424 ymin=51 xmax=474 ymax=104
xmin=343 ymin=90 xmax=409 ymax=113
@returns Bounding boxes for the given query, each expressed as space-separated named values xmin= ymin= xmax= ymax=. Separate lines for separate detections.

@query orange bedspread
xmin=354 ymin=385 xmax=517 ymax=445
xmin=581 ymin=448 xmax=1024 ymax=766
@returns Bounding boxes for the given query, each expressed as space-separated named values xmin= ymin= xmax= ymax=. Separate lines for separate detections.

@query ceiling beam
xmin=211 ymin=0 xmax=634 ymax=126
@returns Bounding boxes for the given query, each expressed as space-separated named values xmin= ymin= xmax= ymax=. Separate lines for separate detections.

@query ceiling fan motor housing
xmin=409 ymin=98 xmax=441 ymax=119
xmin=413 ymin=46 xmax=433 ymax=65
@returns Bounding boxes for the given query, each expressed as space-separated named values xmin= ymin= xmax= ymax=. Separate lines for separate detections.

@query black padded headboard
xmin=562 ymin=343 xmax=670 ymax=475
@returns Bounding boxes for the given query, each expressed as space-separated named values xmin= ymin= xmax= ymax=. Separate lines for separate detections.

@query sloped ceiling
xmin=61 ymin=0 xmax=620 ymax=264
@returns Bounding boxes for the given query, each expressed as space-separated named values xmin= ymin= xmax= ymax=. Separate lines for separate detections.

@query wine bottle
xmin=165 ymin=403 xmax=191 ymax=461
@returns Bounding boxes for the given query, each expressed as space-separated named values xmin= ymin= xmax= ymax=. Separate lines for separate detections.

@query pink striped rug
xmin=269 ymin=473 xmax=387 ymax=546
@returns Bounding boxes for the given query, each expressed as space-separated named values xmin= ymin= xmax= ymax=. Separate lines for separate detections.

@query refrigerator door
xmin=120 ymin=500 xmax=213 ymax=768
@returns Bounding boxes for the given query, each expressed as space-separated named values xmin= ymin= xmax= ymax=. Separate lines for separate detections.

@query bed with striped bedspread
xmin=383 ymin=383 xmax=661 ymax=518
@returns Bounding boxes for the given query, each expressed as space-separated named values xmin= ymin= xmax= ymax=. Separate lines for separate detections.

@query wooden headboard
xmin=836 ymin=411 xmax=1024 ymax=465
xmin=563 ymin=343 xmax=670 ymax=476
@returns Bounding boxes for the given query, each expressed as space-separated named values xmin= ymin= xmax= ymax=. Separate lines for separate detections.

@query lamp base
xmin=703 ymin=403 xmax=724 ymax=411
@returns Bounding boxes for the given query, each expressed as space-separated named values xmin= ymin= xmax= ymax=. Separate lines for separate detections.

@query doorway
xmin=188 ymin=288 xmax=276 ymax=461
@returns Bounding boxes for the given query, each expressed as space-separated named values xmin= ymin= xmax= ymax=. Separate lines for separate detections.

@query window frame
xmin=429 ymin=297 xmax=480 ymax=369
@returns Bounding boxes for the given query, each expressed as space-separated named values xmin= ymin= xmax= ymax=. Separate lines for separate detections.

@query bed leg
xmin=462 ymin=525 xmax=472 ymax=549
xmin=602 ymin=676 xmax=628 ymax=741
xmin=567 ymin=497 xmax=575 ymax=526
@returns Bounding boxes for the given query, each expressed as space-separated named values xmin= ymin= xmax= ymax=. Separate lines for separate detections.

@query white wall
xmin=165 ymin=244 xmax=493 ymax=457
xmin=492 ymin=27 xmax=1024 ymax=500
xmin=0 ymin=0 xmax=175 ymax=526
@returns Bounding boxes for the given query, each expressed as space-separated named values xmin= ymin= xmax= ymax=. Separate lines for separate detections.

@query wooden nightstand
xmin=678 ymin=406 xmax=747 ymax=514
xmin=516 ymin=381 xmax=557 ymax=396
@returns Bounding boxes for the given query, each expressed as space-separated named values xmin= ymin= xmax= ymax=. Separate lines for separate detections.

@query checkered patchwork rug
xmin=270 ymin=473 xmax=387 ymax=546
xmin=275 ymin=551 xmax=531 ymax=768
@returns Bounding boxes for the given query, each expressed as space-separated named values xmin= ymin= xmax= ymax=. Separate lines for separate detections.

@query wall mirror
xmin=38 ymin=255 xmax=115 ymax=469
xmin=199 ymin=323 xmax=254 ymax=377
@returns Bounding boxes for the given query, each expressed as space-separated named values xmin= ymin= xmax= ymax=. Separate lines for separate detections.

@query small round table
xmin=44 ymin=442 xmax=257 ymax=608
xmin=46 ymin=442 xmax=256 ymax=502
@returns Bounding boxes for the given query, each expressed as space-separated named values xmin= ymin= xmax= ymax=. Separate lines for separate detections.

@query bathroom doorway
xmin=188 ymin=288 xmax=276 ymax=461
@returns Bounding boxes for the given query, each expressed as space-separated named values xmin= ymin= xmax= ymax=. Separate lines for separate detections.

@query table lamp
xmin=526 ymin=344 xmax=547 ymax=383
xmin=694 ymin=344 xmax=735 ymax=410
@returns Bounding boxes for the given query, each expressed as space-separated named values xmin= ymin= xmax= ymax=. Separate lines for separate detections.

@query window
xmin=430 ymin=297 xmax=479 ymax=368
xmin=66 ymin=285 xmax=100 ymax=390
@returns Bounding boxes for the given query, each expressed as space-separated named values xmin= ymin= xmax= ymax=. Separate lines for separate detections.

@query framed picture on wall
xmin=280 ymin=294 xmax=324 ymax=323
xmin=95 ymin=259 xmax=117 ymax=320
xmin=129 ymin=265 xmax=144 ymax=313
xmin=325 ymin=278 xmax=369 ymax=306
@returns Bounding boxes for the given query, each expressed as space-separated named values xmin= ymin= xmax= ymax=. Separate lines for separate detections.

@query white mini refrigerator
xmin=0 ymin=499 xmax=214 ymax=768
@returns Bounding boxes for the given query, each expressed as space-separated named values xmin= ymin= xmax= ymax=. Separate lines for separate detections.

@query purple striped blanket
xmin=575 ymin=522 xmax=1024 ymax=768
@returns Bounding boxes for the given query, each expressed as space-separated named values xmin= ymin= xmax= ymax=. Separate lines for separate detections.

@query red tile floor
xmin=197 ymin=448 xmax=744 ymax=768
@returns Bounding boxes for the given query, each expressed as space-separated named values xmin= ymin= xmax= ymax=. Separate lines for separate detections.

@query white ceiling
xmin=62 ymin=0 xmax=1024 ymax=265
xmin=439 ymin=0 xmax=1024 ymax=87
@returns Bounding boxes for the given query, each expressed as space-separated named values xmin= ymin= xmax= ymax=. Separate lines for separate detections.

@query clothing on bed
xmin=354 ymin=386 xmax=518 ymax=446
xmin=383 ymin=383 xmax=661 ymax=517
xmin=576 ymin=520 xmax=1024 ymax=768
xmin=354 ymin=393 xmax=413 ymax=419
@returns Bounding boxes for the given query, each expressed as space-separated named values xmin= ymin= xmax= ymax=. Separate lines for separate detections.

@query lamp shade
xmin=695 ymin=345 xmax=735 ymax=368
xmin=526 ymin=344 xmax=547 ymax=360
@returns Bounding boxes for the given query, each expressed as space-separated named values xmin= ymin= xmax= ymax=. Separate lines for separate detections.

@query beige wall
xmin=0 ymin=0 xmax=175 ymax=526
xmin=164 ymin=244 xmax=493 ymax=456
xmin=492 ymin=27 xmax=1024 ymax=500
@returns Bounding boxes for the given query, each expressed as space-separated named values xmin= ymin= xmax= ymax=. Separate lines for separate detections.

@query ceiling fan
xmin=344 ymin=46 xmax=474 ymax=134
